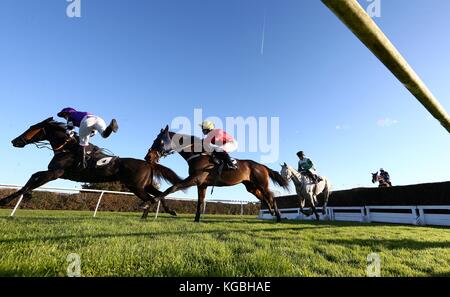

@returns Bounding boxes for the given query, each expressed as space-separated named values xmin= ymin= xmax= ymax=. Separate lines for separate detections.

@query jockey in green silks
xmin=297 ymin=150 xmax=321 ymax=184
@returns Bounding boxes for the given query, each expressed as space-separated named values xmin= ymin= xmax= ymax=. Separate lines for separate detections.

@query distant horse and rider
xmin=372 ymin=169 xmax=392 ymax=187
xmin=280 ymin=151 xmax=332 ymax=221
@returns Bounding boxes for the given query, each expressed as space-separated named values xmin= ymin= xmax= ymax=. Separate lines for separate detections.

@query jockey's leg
xmin=308 ymin=170 xmax=317 ymax=183
xmin=94 ymin=117 xmax=118 ymax=138
xmin=78 ymin=120 xmax=92 ymax=169
xmin=214 ymin=145 xmax=237 ymax=169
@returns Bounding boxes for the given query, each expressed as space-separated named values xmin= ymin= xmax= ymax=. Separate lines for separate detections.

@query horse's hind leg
xmin=259 ymin=187 xmax=281 ymax=223
xmin=243 ymin=182 xmax=275 ymax=217
xmin=298 ymin=197 xmax=309 ymax=217
xmin=0 ymin=170 xmax=64 ymax=206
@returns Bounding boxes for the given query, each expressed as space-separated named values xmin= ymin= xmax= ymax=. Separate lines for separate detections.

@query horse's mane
xmin=168 ymin=131 xmax=204 ymax=152
xmin=46 ymin=119 xmax=79 ymax=136
xmin=169 ymin=131 xmax=202 ymax=143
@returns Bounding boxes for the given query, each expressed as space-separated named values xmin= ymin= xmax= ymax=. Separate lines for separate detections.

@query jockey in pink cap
xmin=57 ymin=107 xmax=118 ymax=168
xmin=200 ymin=120 xmax=238 ymax=169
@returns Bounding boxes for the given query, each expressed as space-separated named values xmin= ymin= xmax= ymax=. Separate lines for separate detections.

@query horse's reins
xmin=26 ymin=126 xmax=75 ymax=152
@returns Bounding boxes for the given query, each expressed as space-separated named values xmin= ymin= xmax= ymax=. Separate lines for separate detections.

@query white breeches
xmin=79 ymin=115 xmax=107 ymax=146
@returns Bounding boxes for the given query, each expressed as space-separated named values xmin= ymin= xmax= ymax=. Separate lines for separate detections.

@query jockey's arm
xmin=65 ymin=121 xmax=76 ymax=138
xmin=300 ymin=159 xmax=313 ymax=170
xmin=203 ymin=134 xmax=216 ymax=154
xmin=67 ymin=121 xmax=75 ymax=131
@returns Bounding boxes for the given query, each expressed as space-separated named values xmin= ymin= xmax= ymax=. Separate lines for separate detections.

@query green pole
xmin=322 ymin=0 xmax=450 ymax=133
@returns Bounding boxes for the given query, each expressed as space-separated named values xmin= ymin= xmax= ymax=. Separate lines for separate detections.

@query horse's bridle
xmin=24 ymin=125 xmax=74 ymax=152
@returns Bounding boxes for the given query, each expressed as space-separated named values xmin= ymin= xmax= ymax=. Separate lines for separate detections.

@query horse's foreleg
xmin=0 ymin=170 xmax=64 ymax=206
xmin=243 ymin=182 xmax=275 ymax=217
xmin=195 ymin=186 xmax=207 ymax=223
xmin=298 ymin=196 xmax=307 ymax=216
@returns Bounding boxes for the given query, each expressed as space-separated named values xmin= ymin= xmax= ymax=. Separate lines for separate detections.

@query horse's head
xmin=371 ymin=172 xmax=379 ymax=184
xmin=11 ymin=117 xmax=56 ymax=148
xmin=145 ymin=125 xmax=174 ymax=163
xmin=280 ymin=162 xmax=293 ymax=181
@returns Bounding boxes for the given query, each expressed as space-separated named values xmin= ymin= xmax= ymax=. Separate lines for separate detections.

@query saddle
xmin=211 ymin=155 xmax=238 ymax=171
xmin=300 ymin=171 xmax=322 ymax=184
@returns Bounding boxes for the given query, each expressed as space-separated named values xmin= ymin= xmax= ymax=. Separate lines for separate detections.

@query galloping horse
xmin=280 ymin=163 xmax=332 ymax=221
xmin=371 ymin=172 xmax=392 ymax=187
xmin=0 ymin=118 xmax=182 ymax=218
xmin=142 ymin=125 xmax=290 ymax=222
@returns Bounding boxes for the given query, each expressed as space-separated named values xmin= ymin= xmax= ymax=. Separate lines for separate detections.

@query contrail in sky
xmin=260 ymin=8 xmax=267 ymax=56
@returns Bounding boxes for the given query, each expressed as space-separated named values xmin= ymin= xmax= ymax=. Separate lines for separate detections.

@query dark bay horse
xmin=371 ymin=172 xmax=392 ymax=187
xmin=0 ymin=118 xmax=182 ymax=218
xmin=142 ymin=125 xmax=290 ymax=222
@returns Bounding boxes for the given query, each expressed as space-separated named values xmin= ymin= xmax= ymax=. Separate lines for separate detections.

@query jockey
xmin=57 ymin=107 xmax=119 ymax=168
xmin=379 ymin=168 xmax=392 ymax=185
xmin=297 ymin=151 xmax=321 ymax=183
xmin=200 ymin=120 xmax=238 ymax=169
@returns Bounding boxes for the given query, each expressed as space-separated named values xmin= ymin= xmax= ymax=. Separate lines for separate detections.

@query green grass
xmin=0 ymin=209 xmax=449 ymax=277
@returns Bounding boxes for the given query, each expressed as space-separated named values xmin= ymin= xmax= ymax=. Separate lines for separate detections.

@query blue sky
xmin=1 ymin=0 xmax=449 ymax=202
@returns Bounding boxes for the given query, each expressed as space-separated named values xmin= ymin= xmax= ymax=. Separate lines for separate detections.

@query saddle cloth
xmin=85 ymin=146 xmax=118 ymax=169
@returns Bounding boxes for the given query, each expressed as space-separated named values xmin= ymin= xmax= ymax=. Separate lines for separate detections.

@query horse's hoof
xmin=139 ymin=204 xmax=150 ymax=211
xmin=169 ymin=211 xmax=177 ymax=217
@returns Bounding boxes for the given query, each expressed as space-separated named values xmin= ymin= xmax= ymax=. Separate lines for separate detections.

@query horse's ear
xmin=164 ymin=125 xmax=169 ymax=132
xmin=284 ymin=162 xmax=287 ymax=166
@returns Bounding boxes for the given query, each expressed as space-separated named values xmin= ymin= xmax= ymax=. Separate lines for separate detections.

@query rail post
xmin=93 ymin=191 xmax=105 ymax=218
xmin=10 ymin=195 xmax=24 ymax=217
xmin=154 ymin=200 xmax=161 ymax=220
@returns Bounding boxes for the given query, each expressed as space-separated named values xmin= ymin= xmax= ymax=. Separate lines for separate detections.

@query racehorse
xmin=371 ymin=172 xmax=392 ymax=187
xmin=280 ymin=163 xmax=332 ymax=221
xmin=142 ymin=125 xmax=290 ymax=222
xmin=0 ymin=117 xmax=182 ymax=218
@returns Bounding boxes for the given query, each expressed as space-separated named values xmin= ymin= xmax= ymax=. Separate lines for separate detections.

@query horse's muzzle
xmin=11 ymin=137 xmax=26 ymax=148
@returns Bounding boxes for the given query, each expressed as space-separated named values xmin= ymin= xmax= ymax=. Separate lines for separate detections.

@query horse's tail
xmin=151 ymin=163 xmax=184 ymax=186
xmin=322 ymin=177 xmax=332 ymax=205
xmin=266 ymin=166 xmax=290 ymax=191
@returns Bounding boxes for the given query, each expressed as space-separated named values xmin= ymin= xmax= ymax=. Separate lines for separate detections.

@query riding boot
xmin=102 ymin=119 xmax=119 ymax=138
xmin=222 ymin=152 xmax=237 ymax=169
xmin=308 ymin=172 xmax=317 ymax=184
